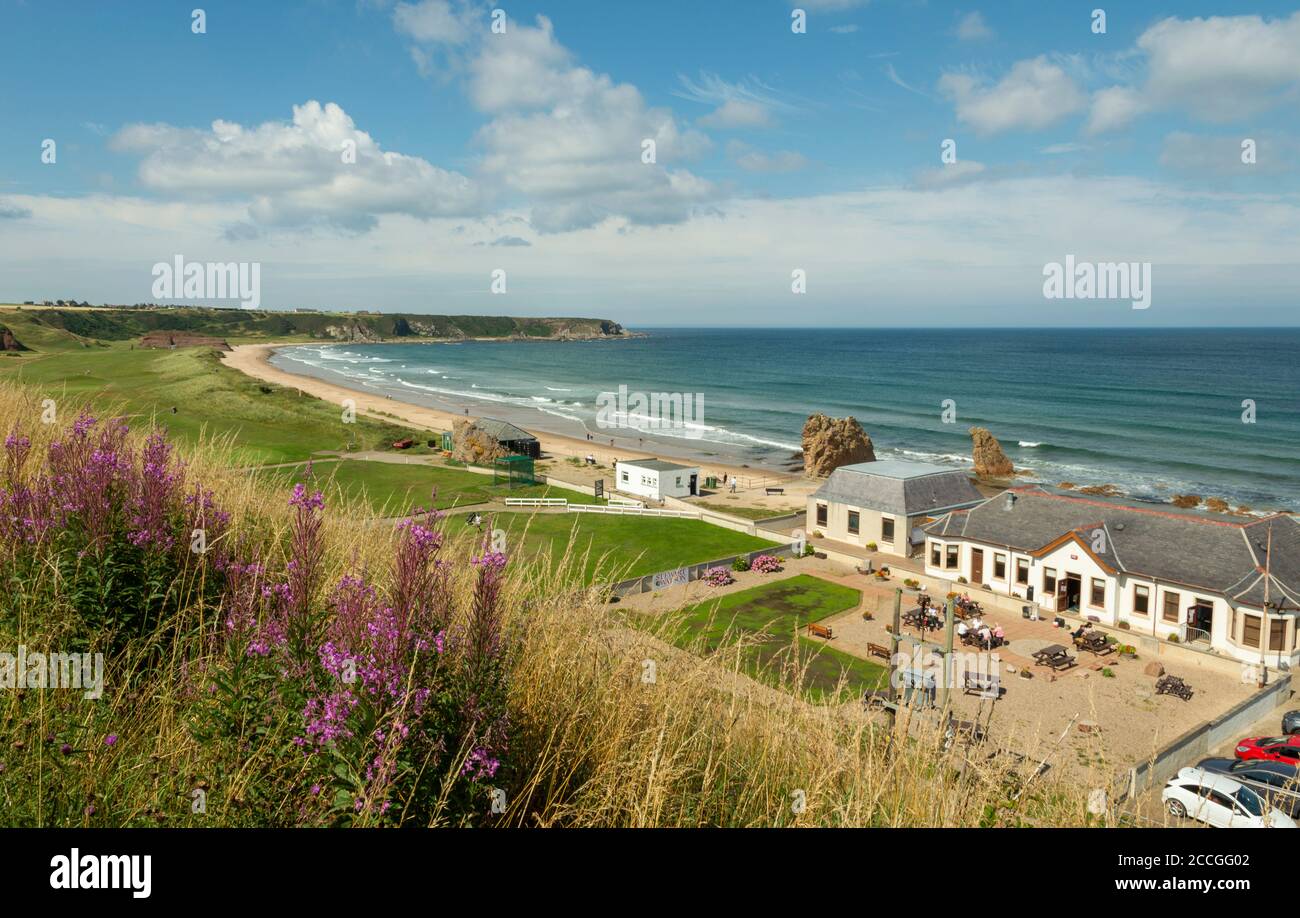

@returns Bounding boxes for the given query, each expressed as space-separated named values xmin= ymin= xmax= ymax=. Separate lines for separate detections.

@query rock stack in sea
xmin=451 ymin=418 xmax=510 ymax=466
xmin=969 ymin=427 xmax=1014 ymax=478
xmin=801 ymin=413 xmax=875 ymax=477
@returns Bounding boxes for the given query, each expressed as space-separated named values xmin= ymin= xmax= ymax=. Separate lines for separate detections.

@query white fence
xmin=568 ymin=505 xmax=700 ymax=519
xmin=607 ymin=497 xmax=644 ymax=508
xmin=504 ymin=498 xmax=569 ymax=508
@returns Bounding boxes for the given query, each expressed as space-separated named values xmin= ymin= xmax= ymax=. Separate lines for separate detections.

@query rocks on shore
xmin=801 ymin=413 xmax=875 ymax=477
xmin=138 ymin=331 xmax=231 ymax=351
xmin=969 ymin=427 xmax=1014 ymax=478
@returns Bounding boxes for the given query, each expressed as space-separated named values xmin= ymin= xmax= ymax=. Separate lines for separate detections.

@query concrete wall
xmin=610 ymin=543 xmax=799 ymax=597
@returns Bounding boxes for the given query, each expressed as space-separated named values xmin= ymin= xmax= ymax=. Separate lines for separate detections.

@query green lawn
xmin=0 ymin=338 xmax=419 ymax=465
xmin=264 ymin=459 xmax=601 ymax=515
xmin=667 ymin=574 xmax=886 ymax=702
xmin=495 ymin=512 xmax=778 ymax=584
xmin=694 ymin=500 xmax=790 ymax=521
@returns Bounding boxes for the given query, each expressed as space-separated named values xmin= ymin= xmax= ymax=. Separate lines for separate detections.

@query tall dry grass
xmin=0 ymin=379 xmax=1100 ymax=827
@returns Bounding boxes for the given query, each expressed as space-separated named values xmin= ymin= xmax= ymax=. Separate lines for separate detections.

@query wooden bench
xmin=765 ymin=487 xmax=785 ymax=496
xmin=806 ymin=622 xmax=834 ymax=640
xmin=867 ymin=641 xmax=890 ymax=661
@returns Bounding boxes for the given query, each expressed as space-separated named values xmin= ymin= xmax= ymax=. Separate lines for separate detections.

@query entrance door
xmin=1062 ymin=574 xmax=1082 ymax=612
xmin=689 ymin=474 xmax=698 ymax=496
xmin=970 ymin=549 xmax=985 ymax=585
xmin=1186 ymin=600 xmax=1213 ymax=643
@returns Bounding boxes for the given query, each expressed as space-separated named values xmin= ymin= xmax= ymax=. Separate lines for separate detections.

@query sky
xmin=1 ymin=0 xmax=1299 ymax=326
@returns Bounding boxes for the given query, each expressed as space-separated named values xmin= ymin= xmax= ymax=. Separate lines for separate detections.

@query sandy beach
xmin=221 ymin=343 xmax=820 ymax=513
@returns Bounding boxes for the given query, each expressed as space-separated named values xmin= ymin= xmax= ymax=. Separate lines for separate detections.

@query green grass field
xmin=495 ymin=512 xmax=779 ymax=583
xmin=263 ymin=459 xmax=601 ymax=515
xmin=0 ymin=328 xmax=417 ymax=465
xmin=666 ymin=574 xmax=886 ymax=701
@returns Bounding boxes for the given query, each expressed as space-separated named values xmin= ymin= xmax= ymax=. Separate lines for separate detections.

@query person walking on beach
xmin=729 ymin=477 xmax=737 ymax=494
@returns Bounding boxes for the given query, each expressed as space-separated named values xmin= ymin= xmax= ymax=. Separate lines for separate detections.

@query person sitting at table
xmin=956 ymin=620 xmax=969 ymax=639
xmin=1072 ymin=621 xmax=1091 ymax=641
xmin=969 ymin=615 xmax=984 ymax=631
xmin=977 ymin=625 xmax=992 ymax=649
xmin=992 ymin=623 xmax=1005 ymax=647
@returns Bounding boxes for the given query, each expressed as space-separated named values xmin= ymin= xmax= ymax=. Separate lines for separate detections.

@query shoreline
xmin=220 ymin=343 xmax=819 ymax=509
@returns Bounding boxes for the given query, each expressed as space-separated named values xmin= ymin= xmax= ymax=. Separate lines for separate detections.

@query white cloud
xmin=700 ymin=99 xmax=773 ymax=129
xmin=470 ymin=17 xmax=715 ymax=232
xmin=392 ymin=0 xmax=475 ymax=44
xmin=955 ymin=11 xmax=993 ymax=42
xmin=1085 ymin=86 xmax=1146 ymax=135
xmin=1160 ymin=132 xmax=1296 ymax=175
xmin=915 ymin=159 xmax=987 ymax=187
xmin=727 ymin=142 xmax=807 ymax=173
xmin=110 ymin=101 xmax=481 ymax=233
xmin=674 ymin=73 xmax=795 ymax=129
xmin=1087 ymin=14 xmax=1300 ymax=134
xmin=939 ymin=56 xmax=1085 ymax=135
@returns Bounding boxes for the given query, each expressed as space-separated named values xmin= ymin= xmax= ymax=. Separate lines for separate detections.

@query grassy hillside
xmin=0 ymin=304 xmax=625 ymax=346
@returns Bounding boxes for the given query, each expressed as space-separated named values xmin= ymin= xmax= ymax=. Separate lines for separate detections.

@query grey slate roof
xmin=811 ymin=461 xmax=984 ymax=516
xmin=619 ymin=459 xmax=697 ymax=472
xmin=922 ymin=486 xmax=1300 ymax=608
xmin=472 ymin=417 xmax=538 ymax=443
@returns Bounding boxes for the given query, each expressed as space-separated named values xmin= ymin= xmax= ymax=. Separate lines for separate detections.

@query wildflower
xmin=104 ymin=734 xmax=118 ymax=747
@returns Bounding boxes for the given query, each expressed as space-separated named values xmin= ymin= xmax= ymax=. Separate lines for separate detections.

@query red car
xmin=1236 ymin=736 xmax=1300 ymax=765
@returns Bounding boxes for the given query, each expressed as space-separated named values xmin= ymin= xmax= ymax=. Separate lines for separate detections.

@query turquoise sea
xmin=271 ymin=327 xmax=1300 ymax=511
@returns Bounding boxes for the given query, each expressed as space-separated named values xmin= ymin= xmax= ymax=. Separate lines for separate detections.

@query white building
xmin=615 ymin=459 xmax=699 ymax=501
xmin=922 ymin=486 xmax=1300 ymax=668
xmin=807 ymin=459 xmax=985 ymax=559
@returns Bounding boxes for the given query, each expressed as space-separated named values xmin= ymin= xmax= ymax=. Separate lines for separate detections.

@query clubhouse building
xmin=922 ymin=486 xmax=1300 ymax=667
xmin=808 ymin=459 xmax=985 ymax=559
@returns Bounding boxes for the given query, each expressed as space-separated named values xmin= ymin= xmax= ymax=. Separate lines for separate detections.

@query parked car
xmin=1283 ymin=710 xmax=1300 ymax=736
xmin=1163 ymin=767 xmax=1296 ymax=828
xmin=1197 ymin=758 xmax=1300 ymax=818
xmin=1235 ymin=735 xmax=1300 ymax=765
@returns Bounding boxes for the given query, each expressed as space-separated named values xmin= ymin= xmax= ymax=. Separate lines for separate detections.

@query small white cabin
xmin=615 ymin=459 xmax=699 ymax=500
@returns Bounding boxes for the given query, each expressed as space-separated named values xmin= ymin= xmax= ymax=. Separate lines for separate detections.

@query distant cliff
xmin=21 ymin=308 xmax=627 ymax=345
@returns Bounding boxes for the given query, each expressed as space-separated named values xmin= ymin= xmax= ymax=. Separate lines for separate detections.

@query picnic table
xmin=1032 ymin=644 xmax=1077 ymax=671
xmin=1074 ymin=630 xmax=1114 ymax=656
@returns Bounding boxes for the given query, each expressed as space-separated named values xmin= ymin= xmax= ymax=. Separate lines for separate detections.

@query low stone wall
xmin=1118 ymin=675 xmax=1293 ymax=801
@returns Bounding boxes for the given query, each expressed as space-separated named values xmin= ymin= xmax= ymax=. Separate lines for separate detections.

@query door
xmin=689 ymin=474 xmax=698 ymax=496
xmin=970 ymin=549 xmax=984 ymax=585
xmin=1195 ymin=788 xmax=1235 ymax=828
xmin=1063 ymin=575 xmax=1082 ymax=611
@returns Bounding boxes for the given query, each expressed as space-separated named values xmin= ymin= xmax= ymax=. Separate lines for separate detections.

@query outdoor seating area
xmin=1032 ymin=644 xmax=1077 ymax=671
xmin=1156 ymin=674 xmax=1195 ymax=701
xmin=1073 ymin=629 xmax=1114 ymax=656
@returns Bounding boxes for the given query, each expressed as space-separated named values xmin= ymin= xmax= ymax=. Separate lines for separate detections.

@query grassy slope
xmin=496 ymin=512 xmax=779 ymax=583
xmin=0 ymin=333 xmax=418 ymax=465
xmin=669 ymin=574 xmax=886 ymax=700
xmin=261 ymin=459 xmax=601 ymax=515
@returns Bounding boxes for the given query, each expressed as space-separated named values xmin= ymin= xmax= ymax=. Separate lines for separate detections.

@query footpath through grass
xmin=495 ymin=512 xmax=778 ymax=584
xmin=666 ymin=574 xmax=886 ymax=702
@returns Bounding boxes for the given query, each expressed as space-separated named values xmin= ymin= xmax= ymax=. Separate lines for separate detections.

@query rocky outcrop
xmin=138 ymin=331 xmax=231 ymax=351
xmin=0 ymin=326 xmax=26 ymax=351
xmin=969 ymin=427 xmax=1014 ymax=478
xmin=324 ymin=323 xmax=385 ymax=343
xmin=452 ymin=418 xmax=510 ymax=466
xmin=801 ymin=413 xmax=875 ymax=477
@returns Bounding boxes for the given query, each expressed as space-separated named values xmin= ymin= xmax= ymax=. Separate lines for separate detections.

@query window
xmin=675 ymin=476 xmax=682 ymax=487
xmin=1090 ymin=578 xmax=1106 ymax=609
xmin=620 ymin=471 xmax=629 ymax=483
xmin=930 ymin=543 xmax=942 ymax=567
xmin=1270 ymin=618 xmax=1287 ymax=652
xmin=1243 ymin=614 xmax=1262 ymax=649
xmin=1162 ymin=591 xmax=1181 ymax=624
xmin=815 ymin=503 xmax=827 ymax=526
xmin=945 ymin=544 xmax=959 ymax=569
xmin=847 ymin=511 xmax=860 ymax=535
xmin=881 ymin=518 xmax=895 ymax=544
xmin=993 ymin=554 xmax=1007 ymax=579
xmin=1043 ymin=568 xmax=1057 ymax=595
xmin=1015 ymin=558 xmax=1029 ymax=585
xmin=1133 ymin=584 xmax=1150 ymax=615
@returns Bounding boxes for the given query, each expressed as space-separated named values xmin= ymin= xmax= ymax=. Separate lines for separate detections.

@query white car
xmin=1163 ymin=766 xmax=1297 ymax=828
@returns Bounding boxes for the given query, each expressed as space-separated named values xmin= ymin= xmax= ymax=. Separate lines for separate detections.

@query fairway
xmin=670 ymin=574 xmax=886 ymax=701
xmin=0 ymin=340 xmax=416 ymax=465
xmin=496 ymin=512 xmax=779 ymax=583
xmin=264 ymin=459 xmax=601 ymax=515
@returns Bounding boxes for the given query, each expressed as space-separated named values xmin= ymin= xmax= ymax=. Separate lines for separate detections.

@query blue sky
xmin=2 ymin=0 xmax=1299 ymax=325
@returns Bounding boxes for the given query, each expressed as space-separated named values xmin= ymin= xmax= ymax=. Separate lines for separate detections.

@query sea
xmin=270 ymin=327 xmax=1300 ymax=511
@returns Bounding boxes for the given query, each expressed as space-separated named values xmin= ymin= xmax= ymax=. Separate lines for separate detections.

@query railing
xmin=568 ymin=505 xmax=700 ymax=519
xmin=504 ymin=498 xmax=569 ymax=508
xmin=1182 ymin=624 xmax=1211 ymax=645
